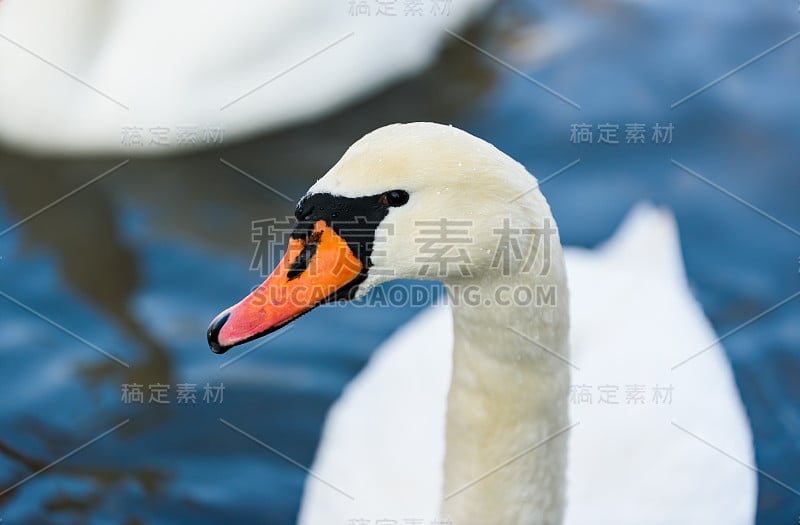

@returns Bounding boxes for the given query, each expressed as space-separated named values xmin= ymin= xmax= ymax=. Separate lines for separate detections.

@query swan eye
xmin=380 ymin=190 xmax=409 ymax=207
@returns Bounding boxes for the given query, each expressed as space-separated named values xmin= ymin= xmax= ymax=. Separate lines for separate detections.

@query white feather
xmin=298 ymin=203 xmax=755 ymax=524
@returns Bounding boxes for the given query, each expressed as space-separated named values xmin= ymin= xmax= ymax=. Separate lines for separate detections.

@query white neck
xmin=439 ymin=262 xmax=571 ymax=524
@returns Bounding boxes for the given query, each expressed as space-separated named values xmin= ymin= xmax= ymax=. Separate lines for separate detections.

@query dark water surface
xmin=0 ymin=1 xmax=798 ymax=523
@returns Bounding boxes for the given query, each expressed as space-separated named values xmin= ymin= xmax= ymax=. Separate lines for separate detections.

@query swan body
xmin=298 ymin=204 xmax=756 ymax=524
xmin=206 ymin=122 xmax=756 ymax=524
xmin=0 ymin=0 xmax=490 ymax=154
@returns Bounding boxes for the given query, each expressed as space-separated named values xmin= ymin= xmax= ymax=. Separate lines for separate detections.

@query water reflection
xmin=0 ymin=17 xmax=496 ymax=524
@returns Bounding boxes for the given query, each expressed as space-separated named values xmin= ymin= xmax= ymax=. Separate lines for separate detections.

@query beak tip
xmin=207 ymin=311 xmax=232 ymax=354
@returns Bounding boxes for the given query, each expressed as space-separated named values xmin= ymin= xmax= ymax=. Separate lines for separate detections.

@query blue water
xmin=0 ymin=1 xmax=798 ymax=523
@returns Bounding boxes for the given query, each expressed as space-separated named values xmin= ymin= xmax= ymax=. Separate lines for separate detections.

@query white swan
xmin=207 ymin=123 xmax=756 ymax=524
xmin=0 ymin=0 xmax=491 ymax=154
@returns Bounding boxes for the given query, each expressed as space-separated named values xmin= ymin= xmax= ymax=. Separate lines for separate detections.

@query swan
xmin=0 ymin=0 xmax=491 ymax=154
xmin=207 ymin=122 xmax=756 ymax=524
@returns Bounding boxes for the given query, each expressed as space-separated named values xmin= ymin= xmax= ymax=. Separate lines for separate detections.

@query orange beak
xmin=207 ymin=220 xmax=365 ymax=353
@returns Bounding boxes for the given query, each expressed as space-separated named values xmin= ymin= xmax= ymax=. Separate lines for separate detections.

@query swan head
xmin=208 ymin=122 xmax=561 ymax=353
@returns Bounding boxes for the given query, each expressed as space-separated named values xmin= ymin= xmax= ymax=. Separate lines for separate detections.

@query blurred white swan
xmin=0 ymin=0 xmax=491 ymax=154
